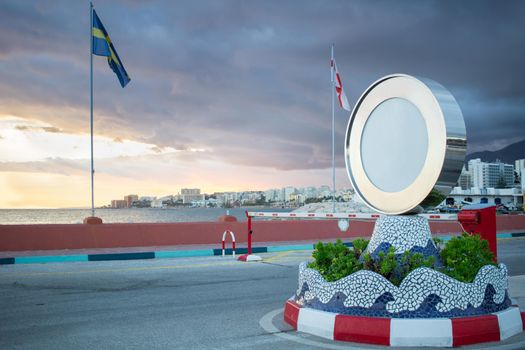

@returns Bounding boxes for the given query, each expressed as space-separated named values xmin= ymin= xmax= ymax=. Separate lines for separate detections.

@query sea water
xmin=0 ymin=207 xmax=292 ymax=225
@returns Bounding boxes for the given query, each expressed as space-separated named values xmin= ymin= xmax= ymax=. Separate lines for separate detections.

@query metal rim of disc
xmin=344 ymin=74 xmax=467 ymax=215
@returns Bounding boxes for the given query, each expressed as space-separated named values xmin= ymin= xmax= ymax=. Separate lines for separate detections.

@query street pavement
xmin=1 ymin=239 xmax=525 ymax=350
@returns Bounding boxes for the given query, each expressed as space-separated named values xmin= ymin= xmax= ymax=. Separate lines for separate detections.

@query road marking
xmin=263 ymin=251 xmax=294 ymax=263
xmin=1 ymin=251 xmax=309 ymax=278
xmin=1 ymin=261 xmax=242 ymax=278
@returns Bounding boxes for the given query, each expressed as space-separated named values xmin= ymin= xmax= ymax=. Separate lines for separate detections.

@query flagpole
xmin=89 ymin=2 xmax=95 ymax=217
xmin=330 ymin=44 xmax=336 ymax=213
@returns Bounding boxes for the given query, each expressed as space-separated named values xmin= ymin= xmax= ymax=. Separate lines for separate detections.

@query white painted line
xmin=495 ymin=307 xmax=523 ymax=340
xmin=390 ymin=318 xmax=452 ymax=347
xmin=297 ymin=307 xmax=335 ymax=340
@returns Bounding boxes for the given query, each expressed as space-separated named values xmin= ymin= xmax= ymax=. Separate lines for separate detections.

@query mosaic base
xmin=296 ymin=261 xmax=510 ymax=318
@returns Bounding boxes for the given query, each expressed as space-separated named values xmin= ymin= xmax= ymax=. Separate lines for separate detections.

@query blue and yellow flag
xmin=92 ymin=9 xmax=130 ymax=88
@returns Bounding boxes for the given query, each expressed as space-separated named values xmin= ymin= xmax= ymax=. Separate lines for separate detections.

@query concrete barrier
xmin=0 ymin=215 xmax=523 ymax=252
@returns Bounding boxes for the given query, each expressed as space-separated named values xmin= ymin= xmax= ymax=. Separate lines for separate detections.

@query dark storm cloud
xmin=0 ymin=0 xmax=524 ymax=171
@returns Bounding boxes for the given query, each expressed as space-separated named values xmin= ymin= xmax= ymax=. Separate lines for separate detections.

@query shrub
xmin=325 ymin=249 xmax=363 ymax=282
xmin=362 ymin=247 xmax=397 ymax=283
xmin=352 ymin=238 xmax=368 ymax=256
xmin=440 ymin=233 xmax=495 ymax=283
xmin=308 ymin=239 xmax=363 ymax=282
xmin=308 ymin=233 xmax=494 ymax=285
xmin=396 ymin=251 xmax=436 ymax=285
xmin=361 ymin=248 xmax=435 ymax=286
xmin=421 ymin=188 xmax=446 ymax=208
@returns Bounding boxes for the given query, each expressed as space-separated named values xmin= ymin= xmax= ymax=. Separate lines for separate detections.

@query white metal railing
xmin=246 ymin=211 xmax=458 ymax=221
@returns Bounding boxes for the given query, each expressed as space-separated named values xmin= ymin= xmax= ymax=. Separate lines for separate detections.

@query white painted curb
xmin=390 ymin=318 xmax=452 ymax=347
xmin=297 ymin=307 xmax=335 ymax=340
xmin=495 ymin=307 xmax=523 ymax=340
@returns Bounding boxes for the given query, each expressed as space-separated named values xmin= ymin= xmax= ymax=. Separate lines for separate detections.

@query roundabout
xmin=261 ymin=307 xmax=525 ymax=349
xmin=283 ymin=300 xmax=524 ymax=347
xmin=281 ymin=74 xmax=524 ymax=347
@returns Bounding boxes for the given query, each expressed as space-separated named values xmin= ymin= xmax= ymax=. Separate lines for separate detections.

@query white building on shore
xmin=150 ymin=199 xmax=164 ymax=208
xmin=516 ymin=159 xmax=525 ymax=182
xmin=444 ymin=186 xmax=522 ymax=209
xmin=467 ymin=158 xmax=514 ymax=189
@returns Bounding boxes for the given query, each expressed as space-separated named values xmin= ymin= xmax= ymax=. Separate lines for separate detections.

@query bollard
xmin=221 ymin=230 xmax=236 ymax=258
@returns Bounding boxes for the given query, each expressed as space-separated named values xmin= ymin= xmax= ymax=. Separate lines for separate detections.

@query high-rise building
xmin=468 ymin=159 xmax=514 ymax=189
xmin=515 ymin=159 xmax=525 ymax=180
xmin=303 ymin=186 xmax=318 ymax=199
xmin=264 ymin=189 xmax=277 ymax=202
xmin=283 ymin=186 xmax=296 ymax=202
xmin=458 ymin=165 xmax=472 ymax=190
xmin=124 ymin=194 xmax=139 ymax=208
xmin=111 ymin=199 xmax=127 ymax=208
xmin=181 ymin=188 xmax=200 ymax=195
xmin=181 ymin=188 xmax=204 ymax=204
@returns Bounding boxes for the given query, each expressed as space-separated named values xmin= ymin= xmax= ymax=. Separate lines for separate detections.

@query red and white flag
xmin=331 ymin=59 xmax=350 ymax=111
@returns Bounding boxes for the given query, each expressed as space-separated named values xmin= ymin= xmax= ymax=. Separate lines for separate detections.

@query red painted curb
xmin=284 ymin=302 xmax=523 ymax=347
xmin=283 ymin=300 xmax=300 ymax=330
xmin=452 ymin=314 xmax=500 ymax=347
xmin=237 ymin=254 xmax=248 ymax=262
xmin=334 ymin=314 xmax=390 ymax=345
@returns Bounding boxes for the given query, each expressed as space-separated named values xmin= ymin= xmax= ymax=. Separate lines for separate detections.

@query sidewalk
xmin=1 ymin=232 xmax=524 ymax=265
xmin=0 ymin=238 xmax=340 ymax=264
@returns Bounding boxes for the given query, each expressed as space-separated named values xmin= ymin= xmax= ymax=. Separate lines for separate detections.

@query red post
xmin=245 ymin=210 xmax=252 ymax=255
xmin=458 ymin=204 xmax=497 ymax=261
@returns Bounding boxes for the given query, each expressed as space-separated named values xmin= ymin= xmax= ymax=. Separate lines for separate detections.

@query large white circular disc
xmin=361 ymin=98 xmax=428 ymax=192
xmin=345 ymin=74 xmax=467 ymax=215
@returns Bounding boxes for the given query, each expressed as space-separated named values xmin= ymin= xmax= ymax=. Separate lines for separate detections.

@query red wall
xmin=0 ymin=215 xmax=523 ymax=252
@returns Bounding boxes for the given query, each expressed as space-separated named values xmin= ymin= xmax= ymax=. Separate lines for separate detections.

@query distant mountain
xmin=466 ymin=139 xmax=525 ymax=164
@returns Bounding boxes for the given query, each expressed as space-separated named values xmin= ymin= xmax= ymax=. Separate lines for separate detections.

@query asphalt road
xmin=1 ymin=239 xmax=525 ymax=350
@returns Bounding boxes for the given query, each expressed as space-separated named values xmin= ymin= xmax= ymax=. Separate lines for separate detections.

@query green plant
xmin=362 ymin=247 xmax=398 ymax=283
xmin=308 ymin=239 xmax=364 ymax=282
xmin=308 ymin=234 xmax=495 ymax=286
xmin=421 ymin=188 xmax=446 ymax=208
xmin=440 ymin=233 xmax=495 ymax=283
xmin=432 ymin=236 xmax=443 ymax=249
xmin=325 ymin=249 xmax=363 ymax=282
xmin=352 ymin=238 xmax=368 ymax=256
xmin=396 ymin=251 xmax=436 ymax=285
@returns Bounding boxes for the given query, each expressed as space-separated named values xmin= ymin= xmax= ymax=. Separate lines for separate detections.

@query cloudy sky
xmin=0 ymin=0 xmax=524 ymax=208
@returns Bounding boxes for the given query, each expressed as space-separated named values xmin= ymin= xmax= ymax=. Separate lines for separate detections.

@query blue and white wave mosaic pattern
xmin=296 ymin=262 xmax=510 ymax=318
xmin=366 ymin=215 xmax=435 ymax=255
xmin=295 ymin=215 xmax=511 ymax=318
